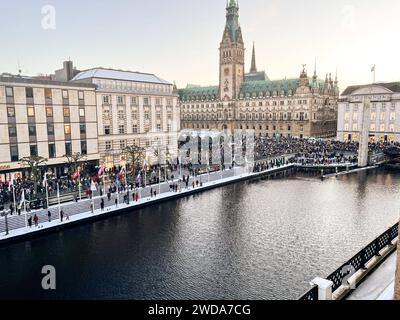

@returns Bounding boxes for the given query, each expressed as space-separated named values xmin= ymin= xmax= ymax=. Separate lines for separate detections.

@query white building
xmin=72 ymin=68 xmax=180 ymax=167
xmin=0 ymin=76 xmax=99 ymax=181
xmin=338 ymin=83 xmax=400 ymax=143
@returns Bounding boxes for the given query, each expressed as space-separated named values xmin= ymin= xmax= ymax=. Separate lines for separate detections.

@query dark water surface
xmin=0 ymin=169 xmax=399 ymax=300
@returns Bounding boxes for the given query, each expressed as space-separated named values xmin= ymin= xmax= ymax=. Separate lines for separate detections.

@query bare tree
xmin=65 ymin=152 xmax=88 ymax=175
xmin=20 ymin=156 xmax=48 ymax=196
xmin=124 ymin=145 xmax=145 ymax=179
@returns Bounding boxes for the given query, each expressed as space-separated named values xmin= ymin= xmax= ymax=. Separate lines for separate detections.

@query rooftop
xmin=0 ymin=75 xmax=96 ymax=88
xmin=342 ymin=82 xmax=400 ymax=96
xmin=178 ymin=76 xmax=329 ymax=100
xmin=244 ymin=71 xmax=269 ymax=82
xmin=72 ymin=68 xmax=172 ymax=85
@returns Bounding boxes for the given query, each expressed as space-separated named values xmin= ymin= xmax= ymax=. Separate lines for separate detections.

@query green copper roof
xmin=179 ymin=85 xmax=219 ymax=100
xmin=228 ymin=0 xmax=237 ymax=7
xmin=240 ymin=77 xmax=328 ymax=96
xmin=244 ymin=71 xmax=269 ymax=82
xmin=240 ymin=79 xmax=298 ymax=95
xmin=178 ymin=77 xmax=330 ymax=101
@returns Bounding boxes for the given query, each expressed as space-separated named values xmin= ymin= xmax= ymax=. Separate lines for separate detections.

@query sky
xmin=1 ymin=0 xmax=400 ymax=91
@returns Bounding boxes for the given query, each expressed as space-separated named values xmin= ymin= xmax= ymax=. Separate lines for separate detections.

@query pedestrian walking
xmin=101 ymin=198 xmax=105 ymax=211
xmin=17 ymin=204 xmax=21 ymax=215
xmin=115 ymin=198 xmax=118 ymax=207
xmin=90 ymin=202 xmax=94 ymax=213
xmin=28 ymin=216 xmax=32 ymax=228
xmin=150 ymin=188 xmax=153 ymax=198
xmin=60 ymin=209 xmax=64 ymax=222
xmin=107 ymin=192 xmax=111 ymax=201
xmin=48 ymin=210 xmax=51 ymax=222
xmin=9 ymin=203 xmax=14 ymax=215
xmin=33 ymin=214 xmax=39 ymax=227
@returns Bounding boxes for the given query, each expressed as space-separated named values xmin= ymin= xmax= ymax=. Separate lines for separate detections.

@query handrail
xmin=298 ymin=222 xmax=399 ymax=300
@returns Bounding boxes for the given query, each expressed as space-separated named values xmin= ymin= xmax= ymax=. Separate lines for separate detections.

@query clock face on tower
xmin=224 ymin=68 xmax=230 ymax=76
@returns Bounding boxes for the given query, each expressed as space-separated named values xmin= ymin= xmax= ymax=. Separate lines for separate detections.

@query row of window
xmin=343 ymin=124 xmax=396 ymax=132
xmin=103 ymin=138 xmax=172 ymax=152
xmin=104 ymin=123 xmax=172 ymax=135
xmin=9 ymin=140 xmax=88 ymax=162
xmin=103 ymin=95 xmax=174 ymax=106
xmin=94 ymin=79 xmax=173 ymax=94
xmin=344 ymin=112 xmax=396 ymax=122
xmin=6 ymin=105 xmax=86 ymax=119
xmin=8 ymin=123 xmax=87 ymax=138
xmin=183 ymin=112 xmax=311 ymax=121
xmin=182 ymin=99 xmax=311 ymax=110
xmin=5 ymin=87 xmax=85 ymax=101
xmin=344 ymin=102 xmax=397 ymax=111
xmin=103 ymin=108 xmax=173 ymax=121
xmin=184 ymin=123 xmax=302 ymax=132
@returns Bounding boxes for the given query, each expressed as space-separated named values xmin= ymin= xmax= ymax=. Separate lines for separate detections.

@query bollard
xmin=310 ymin=277 xmax=334 ymax=300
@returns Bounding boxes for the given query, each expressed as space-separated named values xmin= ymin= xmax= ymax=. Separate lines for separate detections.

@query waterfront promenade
xmin=0 ymin=165 xmax=282 ymax=243
xmin=0 ymin=161 xmax=359 ymax=244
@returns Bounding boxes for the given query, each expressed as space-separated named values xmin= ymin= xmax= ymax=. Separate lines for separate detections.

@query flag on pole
xmin=72 ymin=168 xmax=79 ymax=179
xmin=98 ymin=165 xmax=104 ymax=177
xmin=371 ymin=65 xmax=376 ymax=83
xmin=43 ymin=172 xmax=47 ymax=187
xmin=90 ymin=180 xmax=97 ymax=192
xmin=20 ymin=189 xmax=25 ymax=206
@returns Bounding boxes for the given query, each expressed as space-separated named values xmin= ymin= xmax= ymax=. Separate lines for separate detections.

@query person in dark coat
xmin=100 ymin=198 xmax=105 ymax=211
xmin=28 ymin=216 xmax=32 ymax=228
xmin=48 ymin=210 xmax=51 ymax=222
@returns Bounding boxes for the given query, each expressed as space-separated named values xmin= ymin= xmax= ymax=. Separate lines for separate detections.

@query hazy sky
xmin=1 ymin=0 xmax=399 ymax=91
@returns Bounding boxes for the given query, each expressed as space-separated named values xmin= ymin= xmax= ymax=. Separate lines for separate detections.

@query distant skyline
xmin=1 ymin=0 xmax=400 ymax=91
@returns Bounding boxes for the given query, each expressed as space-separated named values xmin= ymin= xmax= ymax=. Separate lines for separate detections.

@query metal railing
xmin=298 ymin=285 xmax=319 ymax=301
xmin=299 ymin=222 xmax=399 ymax=300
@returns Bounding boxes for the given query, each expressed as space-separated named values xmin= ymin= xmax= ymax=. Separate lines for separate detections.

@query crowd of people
xmin=0 ymin=137 xmax=398 ymax=213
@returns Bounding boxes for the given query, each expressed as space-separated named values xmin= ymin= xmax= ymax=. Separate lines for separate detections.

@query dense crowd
xmin=0 ymin=137 xmax=398 ymax=211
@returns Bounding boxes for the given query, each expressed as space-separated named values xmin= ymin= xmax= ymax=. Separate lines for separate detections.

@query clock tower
xmin=219 ymin=0 xmax=245 ymax=101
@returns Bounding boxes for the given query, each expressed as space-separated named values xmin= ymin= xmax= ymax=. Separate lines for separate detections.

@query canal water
xmin=0 ymin=169 xmax=399 ymax=300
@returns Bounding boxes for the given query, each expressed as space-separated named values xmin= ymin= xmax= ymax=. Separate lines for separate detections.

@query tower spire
xmin=314 ymin=58 xmax=317 ymax=76
xmin=250 ymin=42 xmax=257 ymax=73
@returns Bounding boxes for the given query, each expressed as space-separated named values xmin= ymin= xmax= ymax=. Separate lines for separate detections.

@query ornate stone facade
xmin=179 ymin=0 xmax=338 ymax=138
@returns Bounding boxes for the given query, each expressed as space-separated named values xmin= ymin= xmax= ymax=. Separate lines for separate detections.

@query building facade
xmin=72 ymin=68 xmax=180 ymax=168
xmin=0 ymin=76 xmax=99 ymax=181
xmin=337 ymin=83 xmax=400 ymax=143
xmin=179 ymin=0 xmax=338 ymax=138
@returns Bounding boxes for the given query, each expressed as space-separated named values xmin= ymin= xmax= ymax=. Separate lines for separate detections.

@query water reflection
xmin=0 ymin=169 xmax=399 ymax=300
